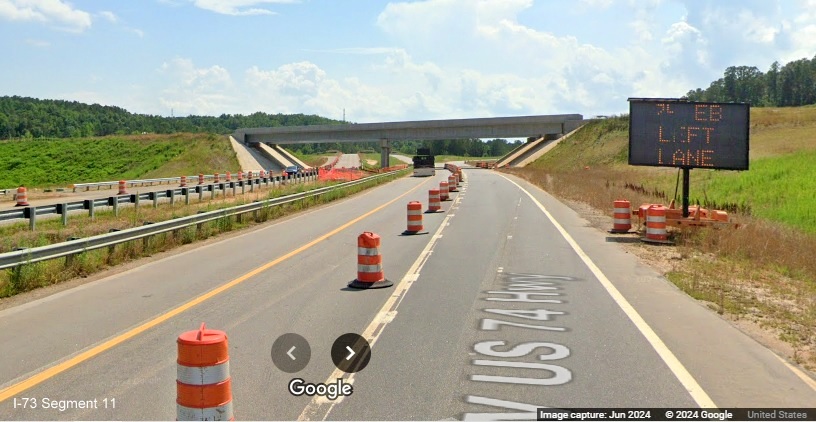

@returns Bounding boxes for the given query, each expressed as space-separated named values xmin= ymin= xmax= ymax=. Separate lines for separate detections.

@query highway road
xmin=1 ymin=166 xmax=814 ymax=420
xmin=335 ymin=154 xmax=361 ymax=169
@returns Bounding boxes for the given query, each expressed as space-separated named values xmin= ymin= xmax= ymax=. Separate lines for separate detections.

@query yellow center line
xmin=0 ymin=175 xmax=433 ymax=402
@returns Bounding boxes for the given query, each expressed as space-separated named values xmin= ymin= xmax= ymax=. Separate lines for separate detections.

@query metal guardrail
xmin=0 ymin=169 xmax=405 ymax=270
xmin=70 ymin=172 xmax=277 ymax=192
xmin=0 ymin=171 xmax=318 ymax=224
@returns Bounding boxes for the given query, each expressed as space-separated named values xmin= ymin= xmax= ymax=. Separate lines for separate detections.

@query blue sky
xmin=1 ymin=0 xmax=814 ymax=122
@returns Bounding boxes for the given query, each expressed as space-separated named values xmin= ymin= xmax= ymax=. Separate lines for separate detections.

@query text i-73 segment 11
xmin=627 ymin=99 xmax=750 ymax=171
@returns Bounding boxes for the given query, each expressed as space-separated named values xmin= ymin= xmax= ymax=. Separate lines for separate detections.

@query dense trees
xmin=0 ymin=96 xmax=520 ymax=156
xmin=0 ymin=96 xmax=339 ymax=139
xmin=685 ymin=55 xmax=816 ymax=106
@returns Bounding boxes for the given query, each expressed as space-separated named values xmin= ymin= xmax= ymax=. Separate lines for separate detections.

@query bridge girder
xmin=235 ymin=114 xmax=585 ymax=144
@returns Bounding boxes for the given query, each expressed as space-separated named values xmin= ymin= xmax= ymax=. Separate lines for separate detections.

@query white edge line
xmin=298 ymin=200 xmax=458 ymax=421
xmin=499 ymin=174 xmax=718 ymax=409
xmin=773 ymin=354 xmax=816 ymax=391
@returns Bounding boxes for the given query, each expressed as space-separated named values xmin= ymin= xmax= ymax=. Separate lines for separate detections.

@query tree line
xmin=0 ymin=96 xmax=339 ymax=139
xmin=0 ymin=96 xmax=520 ymax=157
xmin=685 ymin=55 xmax=816 ymax=106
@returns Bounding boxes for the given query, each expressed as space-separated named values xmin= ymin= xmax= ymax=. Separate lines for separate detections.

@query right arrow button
xmin=331 ymin=333 xmax=371 ymax=373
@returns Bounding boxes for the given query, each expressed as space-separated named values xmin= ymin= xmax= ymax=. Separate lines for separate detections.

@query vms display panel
xmin=628 ymin=99 xmax=749 ymax=170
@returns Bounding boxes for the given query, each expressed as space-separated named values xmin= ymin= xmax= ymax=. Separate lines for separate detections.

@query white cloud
xmin=98 ymin=10 xmax=116 ymax=23
xmin=190 ymin=0 xmax=296 ymax=16
xmin=577 ymin=0 xmax=614 ymax=11
xmin=0 ymin=0 xmax=92 ymax=32
xmin=24 ymin=38 xmax=50 ymax=47
xmin=138 ymin=0 xmax=816 ymax=120
xmin=158 ymin=58 xmax=234 ymax=115
xmin=127 ymin=27 xmax=145 ymax=38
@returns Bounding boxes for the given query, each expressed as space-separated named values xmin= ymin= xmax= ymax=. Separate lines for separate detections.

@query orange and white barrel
xmin=118 ymin=180 xmax=128 ymax=195
xmin=237 ymin=171 xmax=243 ymax=181
xmin=447 ymin=175 xmax=458 ymax=192
xmin=348 ymin=232 xmax=393 ymax=289
xmin=260 ymin=170 xmax=266 ymax=179
xmin=645 ymin=205 xmax=668 ymax=242
xmin=176 ymin=323 xmax=234 ymax=421
xmin=214 ymin=173 xmax=220 ymax=183
xmin=612 ymin=200 xmax=631 ymax=233
xmin=405 ymin=201 xmax=424 ymax=234
xmin=439 ymin=181 xmax=450 ymax=201
xmin=198 ymin=174 xmax=205 ymax=185
xmin=428 ymin=189 xmax=441 ymax=212
xmin=15 ymin=186 xmax=29 ymax=207
xmin=180 ymin=175 xmax=187 ymax=187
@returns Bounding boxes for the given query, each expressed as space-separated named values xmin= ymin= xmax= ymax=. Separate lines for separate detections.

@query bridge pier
xmin=380 ymin=138 xmax=391 ymax=169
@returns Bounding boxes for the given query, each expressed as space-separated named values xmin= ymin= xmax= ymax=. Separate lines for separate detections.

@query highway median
xmin=0 ymin=168 xmax=411 ymax=299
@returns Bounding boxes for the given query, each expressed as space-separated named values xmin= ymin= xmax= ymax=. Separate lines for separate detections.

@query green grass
xmin=289 ymin=151 xmax=330 ymax=167
xmin=526 ymin=111 xmax=816 ymax=233
xmin=0 ymin=133 xmax=240 ymax=189
xmin=0 ymin=169 xmax=412 ymax=297
xmin=687 ymin=152 xmax=816 ymax=233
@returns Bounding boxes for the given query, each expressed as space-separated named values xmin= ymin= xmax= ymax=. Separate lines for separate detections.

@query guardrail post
xmin=231 ymin=182 xmax=236 ymax=197
xmin=210 ymin=184 xmax=215 ymax=200
xmin=142 ymin=222 xmax=153 ymax=251
xmin=58 ymin=203 xmax=69 ymax=226
xmin=250 ymin=179 xmax=255 ymax=193
xmin=131 ymin=193 xmax=140 ymax=211
xmin=25 ymin=206 xmax=36 ymax=231
xmin=107 ymin=229 xmax=120 ymax=259
xmin=197 ymin=186 xmax=204 ymax=202
xmin=241 ymin=181 xmax=245 ymax=195
xmin=85 ymin=199 xmax=95 ymax=220
xmin=169 ymin=189 xmax=176 ymax=205
xmin=111 ymin=196 xmax=120 ymax=216
xmin=196 ymin=210 xmax=205 ymax=235
xmin=183 ymin=187 xmax=190 ymax=205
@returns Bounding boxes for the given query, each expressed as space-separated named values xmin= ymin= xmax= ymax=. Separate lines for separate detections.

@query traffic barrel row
xmin=645 ymin=205 xmax=668 ymax=242
xmin=402 ymin=201 xmax=427 ymax=235
xmin=348 ymin=232 xmax=393 ymax=289
xmin=610 ymin=199 xmax=631 ymax=233
xmin=447 ymin=175 xmax=458 ymax=192
xmin=427 ymin=189 xmax=442 ymax=213
xmin=177 ymin=323 xmax=234 ymax=421
xmin=15 ymin=186 xmax=29 ymax=207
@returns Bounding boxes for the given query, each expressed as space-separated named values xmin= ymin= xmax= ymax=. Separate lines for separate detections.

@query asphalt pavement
xmin=0 ymin=166 xmax=814 ymax=420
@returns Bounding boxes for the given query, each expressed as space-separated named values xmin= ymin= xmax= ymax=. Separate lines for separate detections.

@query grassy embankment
xmin=0 ymin=132 xmax=412 ymax=297
xmin=288 ymin=151 xmax=330 ymax=168
xmin=0 ymin=133 xmax=240 ymax=190
xmin=506 ymin=106 xmax=816 ymax=368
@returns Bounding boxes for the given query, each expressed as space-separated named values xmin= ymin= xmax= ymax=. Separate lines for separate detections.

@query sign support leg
xmin=682 ymin=167 xmax=690 ymax=218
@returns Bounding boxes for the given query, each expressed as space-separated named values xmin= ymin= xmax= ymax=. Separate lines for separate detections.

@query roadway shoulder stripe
xmin=499 ymin=174 xmax=717 ymax=409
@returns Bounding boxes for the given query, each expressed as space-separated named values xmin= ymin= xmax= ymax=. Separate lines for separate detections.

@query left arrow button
xmin=271 ymin=333 xmax=310 ymax=373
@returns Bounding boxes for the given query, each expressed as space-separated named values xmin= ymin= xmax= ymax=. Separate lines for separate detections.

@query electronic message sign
xmin=628 ymin=99 xmax=749 ymax=170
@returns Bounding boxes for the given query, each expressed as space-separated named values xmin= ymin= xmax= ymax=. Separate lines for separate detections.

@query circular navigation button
xmin=271 ymin=333 xmax=311 ymax=373
xmin=331 ymin=333 xmax=371 ymax=373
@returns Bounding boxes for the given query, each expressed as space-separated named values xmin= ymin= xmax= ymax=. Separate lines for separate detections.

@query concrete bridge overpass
xmin=233 ymin=114 xmax=585 ymax=167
